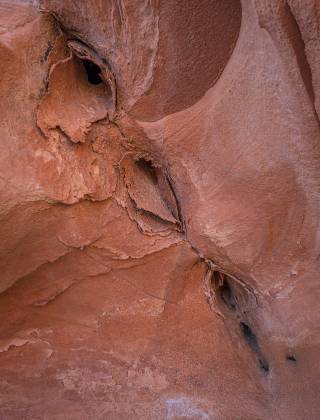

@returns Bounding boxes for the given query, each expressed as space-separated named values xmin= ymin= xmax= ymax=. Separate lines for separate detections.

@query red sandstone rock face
xmin=1 ymin=0 xmax=320 ymax=418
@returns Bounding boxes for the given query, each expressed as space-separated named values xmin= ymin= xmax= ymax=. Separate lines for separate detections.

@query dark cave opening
xmin=82 ymin=59 xmax=102 ymax=85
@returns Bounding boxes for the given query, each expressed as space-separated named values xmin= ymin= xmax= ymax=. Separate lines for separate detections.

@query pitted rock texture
xmin=1 ymin=0 xmax=320 ymax=419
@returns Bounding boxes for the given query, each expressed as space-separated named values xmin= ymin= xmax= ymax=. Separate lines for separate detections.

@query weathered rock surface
xmin=1 ymin=0 xmax=320 ymax=418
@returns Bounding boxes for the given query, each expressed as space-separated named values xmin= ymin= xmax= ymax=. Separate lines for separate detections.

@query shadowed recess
xmin=82 ymin=59 xmax=102 ymax=85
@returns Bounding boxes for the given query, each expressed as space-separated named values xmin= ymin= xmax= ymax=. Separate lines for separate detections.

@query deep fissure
xmin=210 ymin=271 xmax=237 ymax=312
xmin=208 ymin=272 xmax=270 ymax=374
xmin=82 ymin=59 xmax=102 ymax=85
xmin=240 ymin=322 xmax=269 ymax=374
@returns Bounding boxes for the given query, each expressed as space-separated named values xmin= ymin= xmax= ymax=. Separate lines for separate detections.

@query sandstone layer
xmin=1 ymin=0 xmax=320 ymax=419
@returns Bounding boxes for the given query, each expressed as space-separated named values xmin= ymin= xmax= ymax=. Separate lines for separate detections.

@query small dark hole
xmin=286 ymin=355 xmax=296 ymax=362
xmin=82 ymin=59 xmax=102 ymax=85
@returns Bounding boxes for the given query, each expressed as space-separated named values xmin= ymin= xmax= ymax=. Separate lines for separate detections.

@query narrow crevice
xmin=210 ymin=271 xmax=237 ymax=312
xmin=43 ymin=42 xmax=53 ymax=62
xmin=240 ymin=322 xmax=269 ymax=374
xmin=258 ymin=357 xmax=270 ymax=373
xmin=165 ymin=174 xmax=185 ymax=232
xmin=240 ymin=322 xmax=259 ymax=353
xmin=205 ymin=268 xmax=269 ymax=375
xmin=134 ymin=158 xmax=184 ymax=231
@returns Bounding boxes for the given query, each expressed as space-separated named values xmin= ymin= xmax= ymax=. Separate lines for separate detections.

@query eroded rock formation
xmin=1 ymin=0 xmax=320 ymax=418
